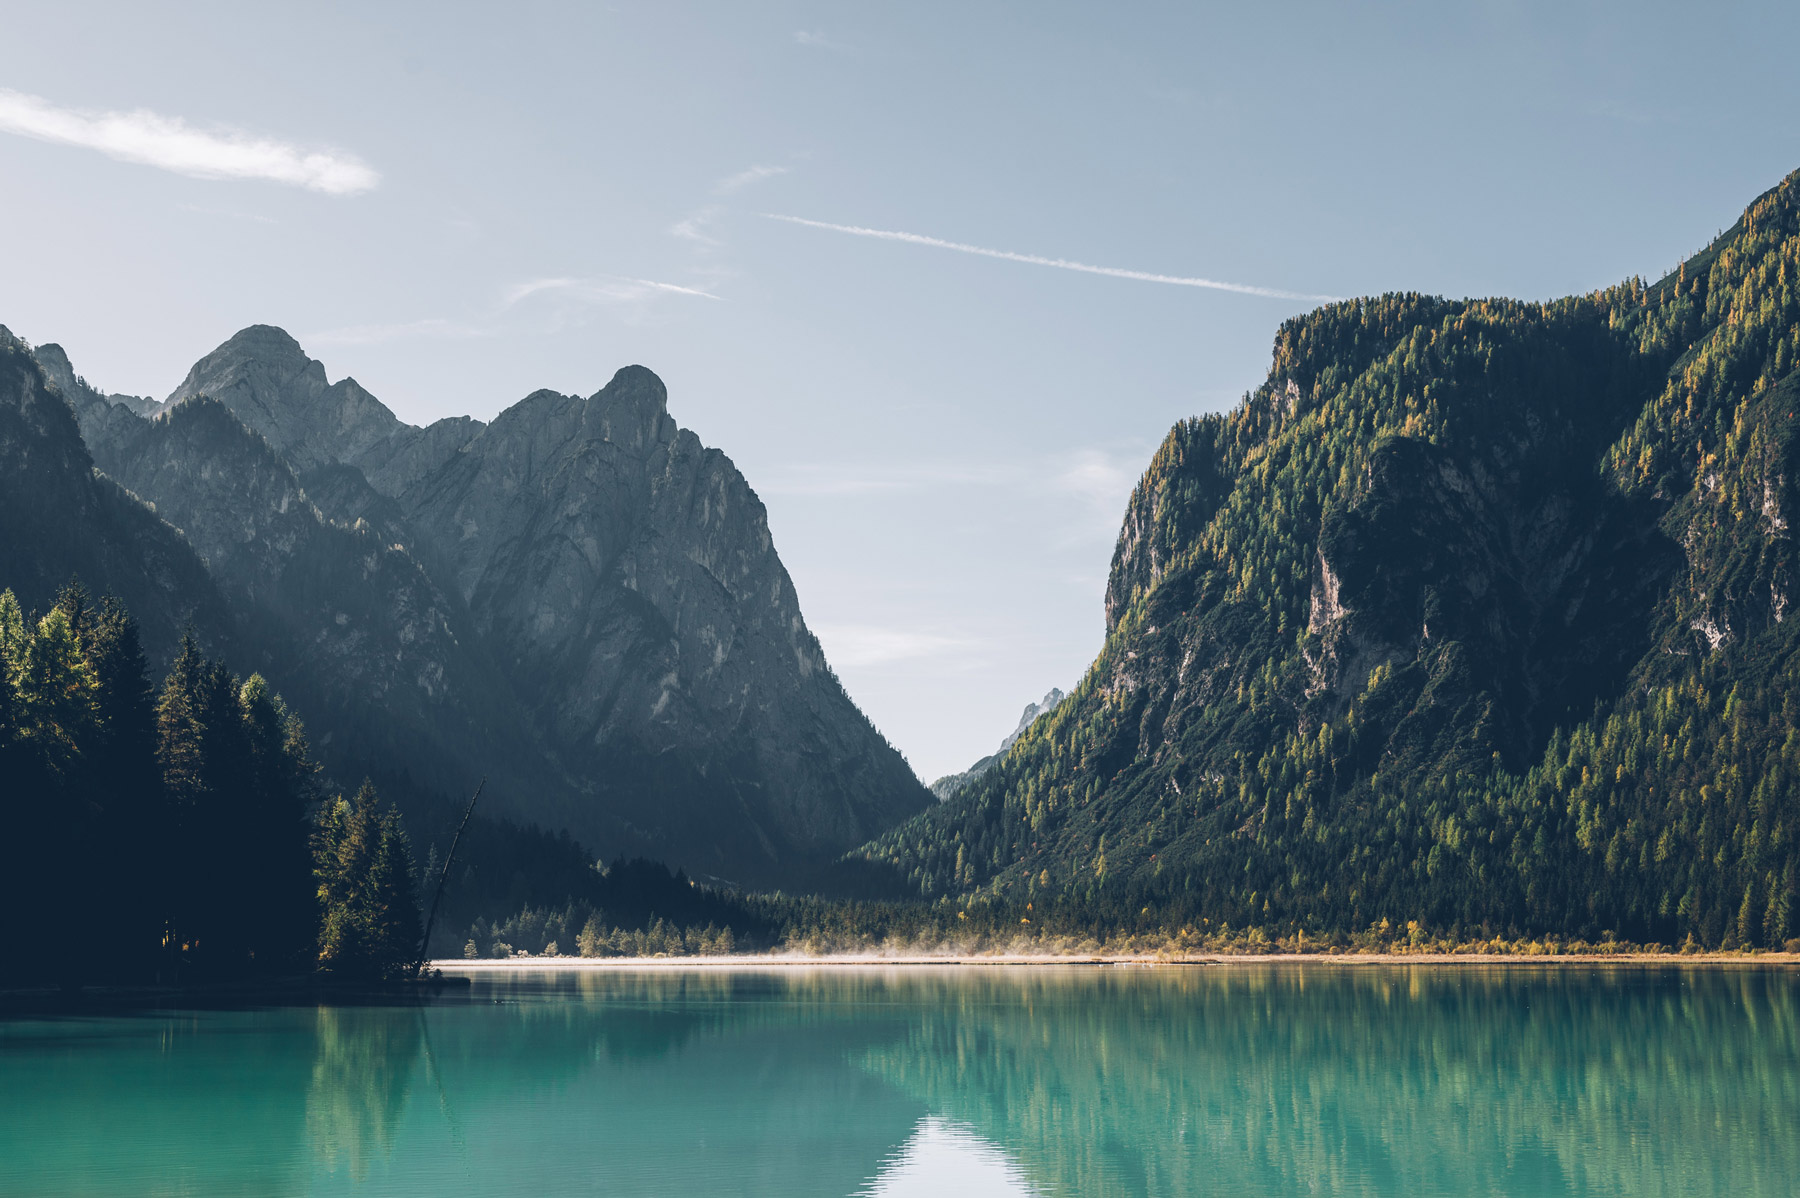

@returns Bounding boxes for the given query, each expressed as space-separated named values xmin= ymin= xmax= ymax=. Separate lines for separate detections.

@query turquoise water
xmin=2 ymin=964 xmax=1797 ymax=1196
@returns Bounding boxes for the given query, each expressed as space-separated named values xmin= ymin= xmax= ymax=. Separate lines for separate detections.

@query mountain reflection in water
xmin=0 ymin=964 xmax=1795 ymax=1196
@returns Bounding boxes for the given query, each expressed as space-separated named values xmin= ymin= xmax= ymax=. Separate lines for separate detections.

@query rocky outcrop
xmin=30 ymin=342 xmax=162 ymax=466
xmin=165 ymin=325 xmax=401 ymax=471
xmin=930 ymin=688 xmax=1067 ymax=800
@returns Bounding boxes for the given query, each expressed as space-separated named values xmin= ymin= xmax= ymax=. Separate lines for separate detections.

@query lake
xmin=2 ymin=964 xmax=1796 ymax=1196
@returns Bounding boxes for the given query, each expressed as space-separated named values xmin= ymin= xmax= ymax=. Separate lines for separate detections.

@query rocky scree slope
xmin=858 ymin=169 xmax=1800 ymax=949
xmin=35 ymin=326 xmax=928 ymax=885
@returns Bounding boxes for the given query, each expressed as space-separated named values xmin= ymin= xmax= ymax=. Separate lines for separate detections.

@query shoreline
xmin=433 ymin=951 xmax=1800 ymax=969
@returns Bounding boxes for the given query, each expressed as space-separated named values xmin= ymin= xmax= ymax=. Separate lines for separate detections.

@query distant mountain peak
xmin=599 ymin=364 xmax=667 ymax=408
xmin=930 ymin=686 xmax=1069 ymax=801
xmin=213 ymin=323 xmax=311 ymax=361
xmin=167 ymin=325 xmax=399 ymax=471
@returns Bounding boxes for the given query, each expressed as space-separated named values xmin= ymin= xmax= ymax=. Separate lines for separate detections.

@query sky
xmin=2 ymin=2 xmax=1799 ymax=781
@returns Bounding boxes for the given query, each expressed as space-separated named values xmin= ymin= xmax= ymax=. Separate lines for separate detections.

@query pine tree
xmin=316 ymin=780 xmax=423 ymax=981
xmin=0 ymin=590 xmax=33 ymax=968
xmin=17 ymin=607 xmax=99 ymax=785
xmin=370 ymin=804 xmax=422 ymax=978
xmin=577 ymin=914 xmax=605 ymax=957
xmin=153 ymin=635 xmax=260 ymax=973
xmin=0 ymin=589 xmax=26 ymax=673
xmin=11 ymin=606 xmax=101 ymax=981
xmin=74 ymin=592 xmax=162 ymax=978
xmin=239 ymin=674 xmax=319 ymax=972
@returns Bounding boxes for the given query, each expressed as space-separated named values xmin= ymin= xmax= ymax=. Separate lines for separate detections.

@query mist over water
xmin=2 ymin=965 xmax=1796 ymax=1196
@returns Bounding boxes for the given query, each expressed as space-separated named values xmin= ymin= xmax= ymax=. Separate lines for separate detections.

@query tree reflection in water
xmin=305 ymin=1005 xmax=425 ymax=1182
xmin=3 ymin=965 xmax=1796 ymax=1197
xmin=855 ymin=965 xmax=1800 ymax=1197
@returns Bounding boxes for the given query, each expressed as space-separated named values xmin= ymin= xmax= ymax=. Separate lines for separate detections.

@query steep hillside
xmin=385 ymin=366 xmax=927 ymax=874
xmin=93 ymin=396 xmax=562 ymax=820
xmin=0 ymin=328 xmax=230 ymax=660
xmin=861 ymin=169 xmax=1800 ymax=949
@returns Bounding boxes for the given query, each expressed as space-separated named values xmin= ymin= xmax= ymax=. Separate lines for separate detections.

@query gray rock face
xmin=30 ymin=343 xmax=162 ymax=465
xmin=385 ymin=366 xmax=923 ymax=872
xmin=38 ymin=326 xmax=929 ymax=884
xmin=166 ymin=325 xmax=401 ymax=472
xmin=1 ymin=330 xmax=230 ymax=662
xmin=929 ymin=687 xmax=1067 ymax=801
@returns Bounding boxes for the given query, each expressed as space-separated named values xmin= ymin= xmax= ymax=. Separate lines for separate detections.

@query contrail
xmin=762 ymin=214 xmax=1340 ymax=302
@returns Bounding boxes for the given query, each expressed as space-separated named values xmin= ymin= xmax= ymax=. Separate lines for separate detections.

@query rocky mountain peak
xmin=167 ymin=325 xmax=400 ymax=471
xmin=31 ymin=342 xmax=77 ymax=391
xmin=597 ymin=364 xmax=667 ymax=408
xmin=591 ymin=364 xmax=673 ymax=451
xmin=928 ymin=685 xmax=1069 ymax=801
xmin=29 ymin=342 xmax=162 ymax=417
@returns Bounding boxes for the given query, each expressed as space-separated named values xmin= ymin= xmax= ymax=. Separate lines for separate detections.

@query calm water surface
xmin=2 ymin=964 xmax=1797 ymax=1196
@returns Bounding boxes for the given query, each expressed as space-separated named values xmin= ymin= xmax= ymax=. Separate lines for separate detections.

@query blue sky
xmin=2 ymin=2 xmax=1798 ymax=779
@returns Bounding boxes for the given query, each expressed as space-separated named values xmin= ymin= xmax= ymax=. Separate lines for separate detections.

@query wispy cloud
xmin=670 ymin=205 xmax=724 ymax=246
xmin=1054 ymin=448 xmax=1139 ymax=507
xmin=502 ymin=276 xmax=723 ymax=306
xmin=812 ymin=624 xmax=973 ymax=667
xmin=793 ymin=30 xmax=845 ymax=50
xmin=762 ymin=214 xmax=1340 ymax=301
xmin=0 ymin=88 xmax=378 ymax=194
xmin=714 ymin=164 xmax=788 ymax=195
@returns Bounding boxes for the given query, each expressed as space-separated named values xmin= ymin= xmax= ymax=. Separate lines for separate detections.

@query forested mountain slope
xmin=860 ymin=169 xmax=1800 ymax=949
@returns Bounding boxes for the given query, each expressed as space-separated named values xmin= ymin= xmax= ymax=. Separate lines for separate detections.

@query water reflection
xmin=1 ymin=965 xmax=1797 ymax=1197
xmin=858 ymin=1116 xmax=1044 ymax=1197
xmin=306 ymin=1006 xmax=424 ymax=1181
xmin=853 ymin=965 xmax=1800 ymax=1197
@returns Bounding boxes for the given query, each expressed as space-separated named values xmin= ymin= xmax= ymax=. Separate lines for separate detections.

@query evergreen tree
xmin=240 ymin=674 xmax=319 ymax=970
xmin=154 ymin=633 xmax=209 ymax=972
xmin=0 ymin=590 xmax=33 ymax=976
xmin=316 ymin=780 xmax=423 ymax=980
xmin=13 ymin=606 xmax=101 ymax=982
xmin=16 ymin=607 xmax=99 ymax=786
xmin=77 ymin=595 xmax=162 ymax=978
xmin=370 ymin=803 xmax=422 ymax=977
xmin=153 ymin=635 xmax=261 ymax=973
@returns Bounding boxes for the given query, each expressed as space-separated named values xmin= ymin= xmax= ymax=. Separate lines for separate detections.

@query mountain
xmin=0 ymin=328 xmax=230 ymax=661
xmin=929 ymin=688 xmax=1067 ymax=801
xmin=9 ymin=325 xmax=929 ymax=887
xmin=858 ymin=169 xmax=1800 ymax=950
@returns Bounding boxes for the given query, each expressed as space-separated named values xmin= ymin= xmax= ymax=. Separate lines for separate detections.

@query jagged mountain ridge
xmin=929 ymin=688 xmax=1067 ymax=801
xmin=0 ymin=329 xmax=231 ymax=661
xmin=859 ymin=169 xmax=1800 ymax=948
xmin=21 ymin=326 xmax=929 ymax=885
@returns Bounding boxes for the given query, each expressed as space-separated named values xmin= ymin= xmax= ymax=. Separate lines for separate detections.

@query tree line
xmin=0 ymin=581 xmax=421 ymax=986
